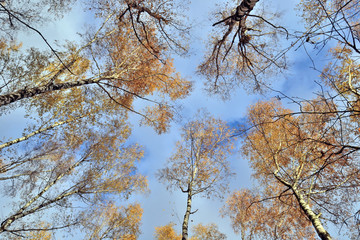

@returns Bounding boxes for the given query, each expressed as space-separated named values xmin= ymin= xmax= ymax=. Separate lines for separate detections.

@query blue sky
xmin=0 ymin=0 xmax=334 ymax=239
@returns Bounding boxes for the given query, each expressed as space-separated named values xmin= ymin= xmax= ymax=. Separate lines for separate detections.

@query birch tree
xmin=226 ymin=99 xmax=360 ymax=239
xmin=0 ymin=116 xmax=147 ymax=238
xmin=157 ymin=112 xmax=236 ymax=240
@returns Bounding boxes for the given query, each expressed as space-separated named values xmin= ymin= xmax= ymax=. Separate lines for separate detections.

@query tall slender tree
xmin=157 ymin=112 xmax=236 ymax=240
xmin=224 ymin=99 xmax=360 ymax=239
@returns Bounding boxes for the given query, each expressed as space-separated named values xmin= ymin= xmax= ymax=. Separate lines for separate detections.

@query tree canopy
xmin=1 ymin=0 xmax=360 ymax=239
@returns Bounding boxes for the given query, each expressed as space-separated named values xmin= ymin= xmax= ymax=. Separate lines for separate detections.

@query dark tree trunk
xmin=235 ymin=0 xmax=260 ymax=20
xmin=0 ymin=78 xmax=100 ymax=107
xmin=182 ymin=187 xmax=192 ymax=240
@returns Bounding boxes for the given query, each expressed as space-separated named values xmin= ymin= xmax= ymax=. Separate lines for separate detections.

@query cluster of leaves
xmin=158 ymin=112 xmax=236 ymax=199
xmin=154 ymin=222 xmax=227 ymax=240
xmin=222 ymin=189 xmax=316 ymax=239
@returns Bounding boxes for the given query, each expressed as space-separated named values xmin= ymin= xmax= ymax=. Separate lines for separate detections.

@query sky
xmin=0 ymin=0 xmax=332 ymax=239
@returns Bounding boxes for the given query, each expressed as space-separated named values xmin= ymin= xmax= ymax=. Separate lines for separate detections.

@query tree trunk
xmin=0 ymin=155 xmax=87 ymax=232
xmin=236 ymin=0 xmax=260 ymax=18
xmin=0 ymin=115 xmax=86 ymax=150
xmin=182 ymin=187 xmax=192 ymax=240
xmin=293 ymin=189 xmax=332 ymax=240
xmin=0 ymin=78 xmax=100 ymax=107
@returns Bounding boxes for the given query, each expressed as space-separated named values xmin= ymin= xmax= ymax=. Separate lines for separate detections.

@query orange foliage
xmin=0 ymin=117 xmax=148 ymax=237
xmin=322 ymin=46 xmax=358 ymax=93
xmin=1 ymin=1 xmax=192 ymax=133
xmin=299 ymin=0 xmax=360 ymax=27
xmin=10 ymin=225 xmax=52 ymax=240
xmin=321 ymin=45 xmax=360 ymax=126
xmin=223 ymin=189 xmax=316 ymax=239
xmin=0 ymin=39 xmax=22 ymax=53
xmin=158 ymin=111 xmax=236 ymax=199
xmin=157 ymin=111 xmax=236 ymax=239
xmin=33 ymin=18 xmax=191 ymax=133
xmin=154 ymin=223 xmax=182 ymax=240
xmin=191 ymin=223 xmax=227 ymax=240
xmin=154 ymin=222 xmax=226 ymax=240
xmin=84 ymin=203 xmax=143 ymax=240
xmin=234 ymin=98 xmax=360 ymax=239
xmin=142 ymin=104 xmax=174 ymax=134
xmin=243 ymin=99 xmax=341 ymax=185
